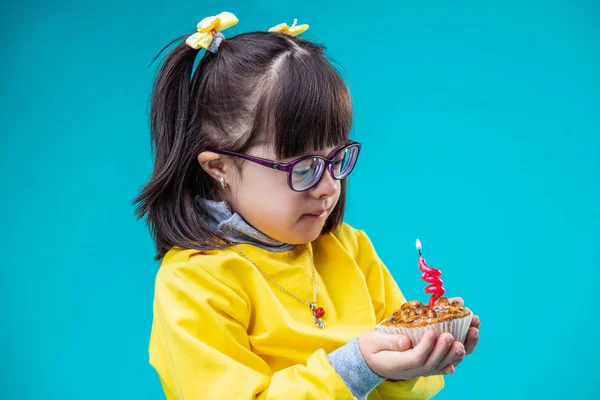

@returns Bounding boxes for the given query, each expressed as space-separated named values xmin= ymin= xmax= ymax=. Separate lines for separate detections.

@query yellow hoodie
xmin=149 ymin=223 xmax=444 ymax=399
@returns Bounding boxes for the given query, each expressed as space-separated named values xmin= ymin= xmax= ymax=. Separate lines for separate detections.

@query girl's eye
xmin=293 ymin=168 xmax=312 ymax=177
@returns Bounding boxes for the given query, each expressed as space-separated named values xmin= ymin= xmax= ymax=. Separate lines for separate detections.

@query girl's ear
xmin=198 ymin=151 xmax=230 ymax=182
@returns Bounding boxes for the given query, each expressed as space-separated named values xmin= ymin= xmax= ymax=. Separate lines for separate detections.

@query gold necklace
xmin=232 ymin=243 xmax=326 ymax=329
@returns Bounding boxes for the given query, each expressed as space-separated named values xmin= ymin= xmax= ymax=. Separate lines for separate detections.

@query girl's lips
xmin=305 ymin=210 xmax=328 ymax=218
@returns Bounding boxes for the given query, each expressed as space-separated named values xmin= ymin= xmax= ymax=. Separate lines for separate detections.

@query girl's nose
xmin=310 ymin=167 xmax=338 ymax=199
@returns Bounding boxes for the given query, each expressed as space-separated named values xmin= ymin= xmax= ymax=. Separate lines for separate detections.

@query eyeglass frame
xmin=208 ymin=141 xmax=362 ymax=192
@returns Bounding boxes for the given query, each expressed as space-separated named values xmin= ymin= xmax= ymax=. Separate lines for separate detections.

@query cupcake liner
xmin=377 ymin=308 xmax=473 ymax=348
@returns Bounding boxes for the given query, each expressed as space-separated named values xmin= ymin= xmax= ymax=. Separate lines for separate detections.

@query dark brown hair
xmin=134 ymin=31 xmax=353 ymax=260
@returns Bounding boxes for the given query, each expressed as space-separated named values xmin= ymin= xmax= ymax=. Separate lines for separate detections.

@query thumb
xmin=371 ymin=332 xmax=412 ymax=353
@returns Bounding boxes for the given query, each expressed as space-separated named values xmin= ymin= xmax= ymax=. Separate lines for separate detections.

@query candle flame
xmin=416 ymin=238 xmax=422 ymax=251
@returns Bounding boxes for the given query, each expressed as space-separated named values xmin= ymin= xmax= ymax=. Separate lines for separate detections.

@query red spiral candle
xmin=416 ymin=239 xmax=445 ymax=307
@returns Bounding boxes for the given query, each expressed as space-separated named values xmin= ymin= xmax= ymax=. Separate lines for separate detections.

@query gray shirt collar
xmin=195 ymin=196 xmax=296 ymax=252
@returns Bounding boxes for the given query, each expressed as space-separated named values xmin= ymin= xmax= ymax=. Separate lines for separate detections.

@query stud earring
xmin=219 ymin=177 xmax=228 ymax=189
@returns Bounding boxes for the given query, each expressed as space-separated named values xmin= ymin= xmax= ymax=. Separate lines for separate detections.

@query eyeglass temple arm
xmin=212 ymin=150 xmax=294 ymax=172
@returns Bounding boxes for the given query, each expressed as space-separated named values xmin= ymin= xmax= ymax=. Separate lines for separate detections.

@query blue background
xmin=2 ymin=0 xmax=598 ymax=399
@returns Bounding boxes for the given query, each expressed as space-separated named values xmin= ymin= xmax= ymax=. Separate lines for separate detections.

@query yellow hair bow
xmin=268 ymin=18 xmax=309 ymax=36
xmin=186 ymin=11 xmax=239 ymax=52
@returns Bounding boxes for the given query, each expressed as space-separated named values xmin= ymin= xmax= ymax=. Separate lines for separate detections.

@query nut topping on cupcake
xmin=381 ymin=297 xmax=472 ymax=328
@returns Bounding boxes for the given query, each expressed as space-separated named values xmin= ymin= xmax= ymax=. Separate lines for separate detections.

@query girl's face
xmin=231 ymin=144 xmax=342 ymax=244
xmin=206 ymin=144 xmax=343 ymax=244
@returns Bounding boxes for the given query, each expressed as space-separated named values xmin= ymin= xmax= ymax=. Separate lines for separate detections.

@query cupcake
xmin=377 ymin=297 xmax=473 ymax=347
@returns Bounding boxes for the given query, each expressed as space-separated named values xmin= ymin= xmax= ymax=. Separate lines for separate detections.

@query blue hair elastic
xmin=208 ymin=33 xmax=225 ymax=54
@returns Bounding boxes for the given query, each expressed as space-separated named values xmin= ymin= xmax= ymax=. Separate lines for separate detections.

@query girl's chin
xmin=268 ymin=215 xmax=329 ymax=244
xmin=292 ymin=223 xmax=326 ymax=243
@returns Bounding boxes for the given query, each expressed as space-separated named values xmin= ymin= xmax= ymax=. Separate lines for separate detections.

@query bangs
xmin=249 ymin=47 xmax=353 ymax=159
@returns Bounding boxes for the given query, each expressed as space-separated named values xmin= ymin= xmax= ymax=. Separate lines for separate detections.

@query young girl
xmin=135 ymin=12 xmax=480 ymax=400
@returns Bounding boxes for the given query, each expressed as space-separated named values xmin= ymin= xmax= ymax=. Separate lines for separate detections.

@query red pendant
xmin=310 ymin=302 xmax=326 ymax=329
xmin=314 ymin=307 xmax=325 ymax=318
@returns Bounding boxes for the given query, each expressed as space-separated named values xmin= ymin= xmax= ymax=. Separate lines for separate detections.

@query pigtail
xmin=134 ymin=38 xmax=222 ymax=260
xmin=149 ymin=38 xmax=196 ymax=170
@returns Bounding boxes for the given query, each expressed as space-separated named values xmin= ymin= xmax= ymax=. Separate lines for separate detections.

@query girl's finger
xmin=419 ymin=332 xmax=455 ymax=374
xmin=439 ymin=363 xmax=455 ymax=375
xmin=399 ymin=330 xmax=439 ymax=369
xmin=369 ymin=331 xmax=412 ymax=353
xmin=464 ymin=327 xmax=479 ymax=355
xmin=447 ymin=297 xmax=464 ymax=306
xmin=452 ymin=354 xmax=465 ymax=368
xmin=470 ymin=315 xmax=481 ymax=329
xmin=435 ymin=341 xmax=465 ymax=372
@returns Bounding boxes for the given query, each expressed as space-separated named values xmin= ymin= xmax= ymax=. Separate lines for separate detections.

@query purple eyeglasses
xmin=211 ymin=142 xmax=361 ymax=192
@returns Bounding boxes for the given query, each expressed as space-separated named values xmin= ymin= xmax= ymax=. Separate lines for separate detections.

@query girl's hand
xmin=437 ymin=297 xmax=480 ymax=374
xmin=358 ymin=330 xmax=465 ymax=381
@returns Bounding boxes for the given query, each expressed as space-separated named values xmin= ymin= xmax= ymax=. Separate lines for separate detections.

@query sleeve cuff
xmin=327 ymin=337 xmax=385 ymax=400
